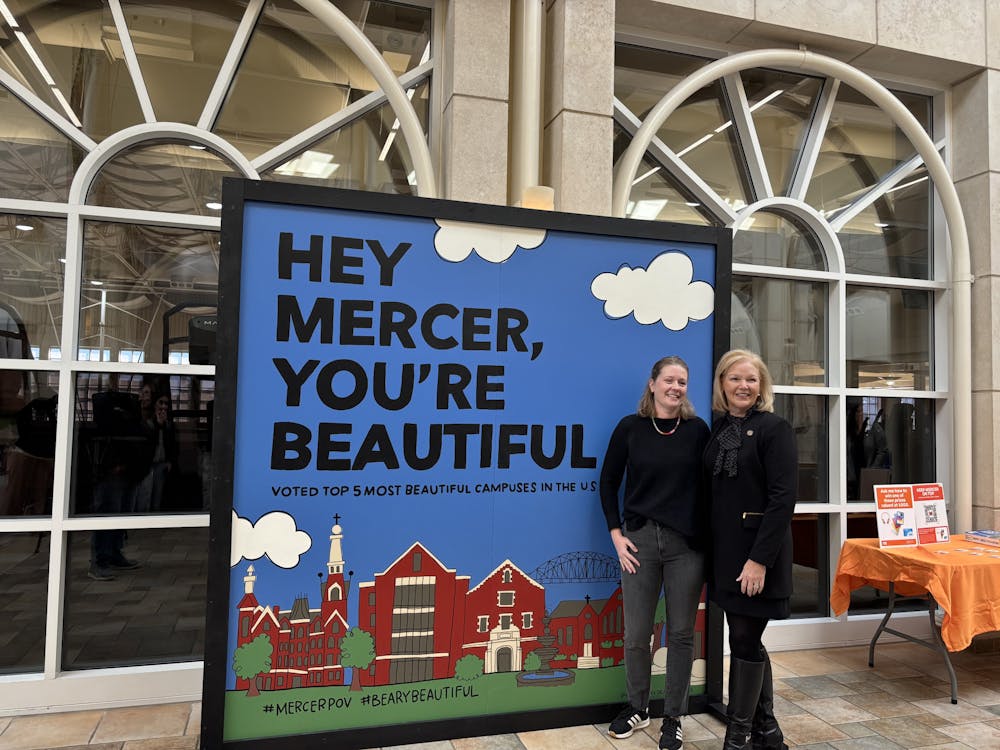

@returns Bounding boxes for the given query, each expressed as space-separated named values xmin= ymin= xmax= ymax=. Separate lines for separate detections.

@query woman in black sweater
xmin=600 ymin=356 xmax=710 ymax=750
xmin=704 ymin=349 xmax=796 ymax=750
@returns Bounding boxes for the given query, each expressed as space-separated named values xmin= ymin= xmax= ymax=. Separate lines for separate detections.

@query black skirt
xmin=711 ymin=588 xmax=791 ymax=620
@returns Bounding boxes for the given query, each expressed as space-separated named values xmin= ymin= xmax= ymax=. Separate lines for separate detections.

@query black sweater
xmin=599 ymin=414 xmax=710 ymax=539
xmin=704 ymin=410 xmax=797 ymax=598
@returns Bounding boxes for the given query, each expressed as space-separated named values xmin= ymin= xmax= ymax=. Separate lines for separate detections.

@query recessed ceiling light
xmin=206 ymin=202 xmax=222 ymax=210
xmin=15 ymin=223 xmax=33 ymax=231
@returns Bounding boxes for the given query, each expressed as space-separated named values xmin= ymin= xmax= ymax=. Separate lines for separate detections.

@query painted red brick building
xmin=357 ymin=542 xmax=469 ymax=686
xmin=233 ymin=521 xmax=350 ymax=691
xmin=461 ymin=559 xmax=545 ymax=673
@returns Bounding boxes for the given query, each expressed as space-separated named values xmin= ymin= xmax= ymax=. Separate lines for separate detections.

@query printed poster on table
xmin=201 ymin=180 xmax=731 ymax=750
xmin=875 ymin=483 xmax=950 ymax=547
xmin=912 ymin=483 xmax=950 ymax=544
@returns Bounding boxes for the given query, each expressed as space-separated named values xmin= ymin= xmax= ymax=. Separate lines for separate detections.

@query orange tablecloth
xmin=831 ymin=536 xmax=1000 ymax=651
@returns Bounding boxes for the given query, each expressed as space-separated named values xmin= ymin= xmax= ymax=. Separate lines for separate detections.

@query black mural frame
xmin=202 ymin=178 xmax=732 ymax=750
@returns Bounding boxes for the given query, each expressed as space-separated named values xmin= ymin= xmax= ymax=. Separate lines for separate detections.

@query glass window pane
xmin=63 ymin=527 xmax=207 ymax=669
xmin=775 ymin=394 xmax=828 ymax=504
xmin=1 ymin=1 xmax=144 ymax=141
xmin=844 ymin=513 xmax=924 ymax=614
xmin=789 ymin=514 xmax=829 ymax=617
xmin=261 ymin=81 xmax=429 ymax=194
xmin=0 ymin=87 xmax=86 ymax=201
xmin=120 ymin=1 xmax=247 ymax=125
xmin=1 ymin=215 xmax=66 ymax=358
xmin=86 ymin=141 xmax=241 ymax=215
xmin=847 ymin=396 xmax=934 ymax=502
xmin=741 ymin=68 xmax=823 ymax=197
xmin=70 ymin=373 xmax=214 ymax=516
xmin=0 ymin=532 xmax=49 ymax=673
xmin=1 ymin=369 xmax=59 ymax=517
xmin=806 ymin=85 xmax=931 ymax=216
xmin=613 ymin=126 xmax=717 ymax=226
xmin=614 ymin=45 xmax=750 ymax=210
xmin=216 ymin=0 xmax=432 ymax=160
xmin=837 ymin=167 xmax=930 ymax=279
xmin=846 ymin=286 xmax=931 ymax=389
xmin=733 ymin=210 xmax=825 ymax=270
xmin=79 ymin=222 xmax=218 ymax=364
xmin=732 ymin=276 xmax=827 ymax=386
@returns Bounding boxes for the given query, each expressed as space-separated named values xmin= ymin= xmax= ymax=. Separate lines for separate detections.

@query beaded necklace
xmin=650 ymin=415 xmax=681 ymax=436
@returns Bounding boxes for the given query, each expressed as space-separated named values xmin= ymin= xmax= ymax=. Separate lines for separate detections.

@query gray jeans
xmin=621 ymin=520 xmax=704 ymax=717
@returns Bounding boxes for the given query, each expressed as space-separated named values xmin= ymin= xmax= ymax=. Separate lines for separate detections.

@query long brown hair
xmin=637 ymin=355 xmax=696 ymax=419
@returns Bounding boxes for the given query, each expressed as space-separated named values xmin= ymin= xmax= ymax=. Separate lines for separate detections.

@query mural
xmin=206 ymin=185 xmax=726 ymax=747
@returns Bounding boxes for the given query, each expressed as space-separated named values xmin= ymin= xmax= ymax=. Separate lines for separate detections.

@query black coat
xmin=704 ymin=410 xmax=797 ymax=603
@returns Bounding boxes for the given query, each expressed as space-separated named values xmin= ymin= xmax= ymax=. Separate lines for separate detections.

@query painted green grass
xmin=222 ymin=668 xmax=704 ymax=741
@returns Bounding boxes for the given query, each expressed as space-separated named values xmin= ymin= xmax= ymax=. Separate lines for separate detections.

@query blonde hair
xmin=637 ymin=355 xmax=696 ymax=419
xmin=711 ymin=349 xmax=774 ymax=414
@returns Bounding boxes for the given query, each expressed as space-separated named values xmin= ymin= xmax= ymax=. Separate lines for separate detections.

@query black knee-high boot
xmin=752 ymin=647 xmax=787 ymax=750
xmin=723 ymin=657 xmax=766 ymax=750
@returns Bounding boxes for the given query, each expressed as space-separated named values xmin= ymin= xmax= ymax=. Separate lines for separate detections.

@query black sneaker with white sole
xmin=659 ymin=716 xmax=683 ymax=750
xmin=608 ymin=705 xmax=650 ymax=738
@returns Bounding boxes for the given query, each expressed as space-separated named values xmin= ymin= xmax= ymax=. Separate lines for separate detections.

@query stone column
xmin=953 ymin=67 xmax=1000 ymax=532
xmin=543 ymin=0 xmax=614 ymax=216
xmin=441 ymin=0 xmax=511 ymax=205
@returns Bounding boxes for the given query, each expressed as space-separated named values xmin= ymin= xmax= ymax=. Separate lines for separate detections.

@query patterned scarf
xmin=712 ymin=412 xmax=751 ymax=478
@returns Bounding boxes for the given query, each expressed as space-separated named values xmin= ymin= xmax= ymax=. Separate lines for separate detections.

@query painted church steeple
xmin=322 ymin=515 xmax=348 ymax=622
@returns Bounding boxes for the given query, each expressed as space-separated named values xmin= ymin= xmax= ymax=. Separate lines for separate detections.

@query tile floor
xmin=3 ymin=642 xmax=1000 ymax=749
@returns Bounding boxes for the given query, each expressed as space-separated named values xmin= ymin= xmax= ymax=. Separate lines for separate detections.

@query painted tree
xmin=232 ymin=634 xmax=272 ymax=697
xmin=340 ymin=627 xmax=376 ymax=691
xmin=454 ymin=654 xmax=484 ymax=681
xmin=523 ymin=651 xmax=542 ymax=672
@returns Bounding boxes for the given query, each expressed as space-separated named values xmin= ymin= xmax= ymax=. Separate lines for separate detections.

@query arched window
xmin=0 ymin=0 xmax=436 ymax=710
xmin=614 ymin=44 xmax=943 ymax=628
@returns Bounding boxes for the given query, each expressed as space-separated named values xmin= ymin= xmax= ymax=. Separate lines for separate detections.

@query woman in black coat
xmin=704 ymin=349 xmax=796 ymax=750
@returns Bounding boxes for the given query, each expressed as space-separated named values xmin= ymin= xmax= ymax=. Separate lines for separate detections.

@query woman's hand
xmin=737 ymin=559 xmax=766 ymax=596
xmin=610 ymin=528 xmax=639 ymax=574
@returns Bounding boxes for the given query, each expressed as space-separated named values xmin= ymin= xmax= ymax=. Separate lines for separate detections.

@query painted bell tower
xmin=321 ymin=514 xmax=349 ymax=622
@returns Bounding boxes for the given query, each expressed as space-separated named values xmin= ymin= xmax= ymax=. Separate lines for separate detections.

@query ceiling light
xmin=15 ymin=223 xmax=33 ymax=231
xmin=886 ymin=175 xmax=928 ymax=194
xmin=58 ymin=258 xmax=66 ymax=263
xmin=874 ymin=222 xmax=890 ymax=228
xmin=632 ymin=166 xmax=660 ymax=186
xmin=677 ymin=133 xmax=713 ymax=158
xmin=379 ymin=86 xmax=418 ymax=162
xmin=189 ymin=144 xmax=207 ymax=150
xmin=749 ymin=89 xmax=784 ymax=112
xmin=90 ymin=280 xmax=103 ymax=286
xmin=676 ymin=89 xmax=784 ymax=161
xmin=49 ymin=85 xmax=82 ymax=127
xmin=206 ymin=201 xmax=223 ymax=210
xmin=629 ymin=199 xmax=668 ymax=220
xmin=0 ymin=1 xmax=18 ymax=27
xmin=275 ymin=150 xmax=340 ymax=179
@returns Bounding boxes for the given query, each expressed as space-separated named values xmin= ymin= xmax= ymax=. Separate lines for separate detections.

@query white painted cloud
xmin=591 ymin=251 xmax=714 ymax=331
xmin=231 ymin=510 xmax=312 ymax=569
xmin=434 ymin=219 xmax=546 ymax=263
